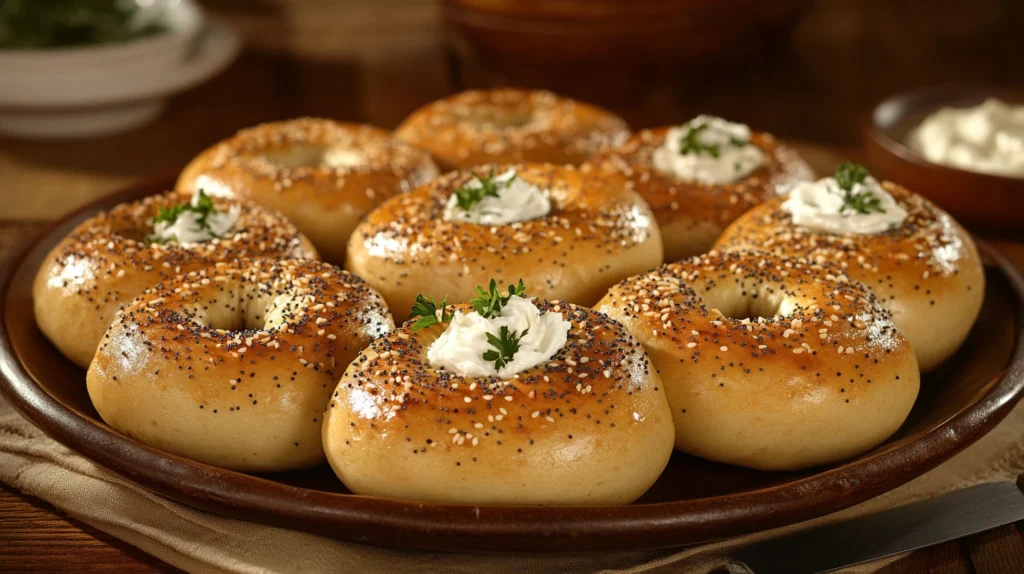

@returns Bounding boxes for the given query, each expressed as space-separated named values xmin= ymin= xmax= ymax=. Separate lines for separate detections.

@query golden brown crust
xmin=322 ymin=302 xmax=674 ymax=505
xmin=86 ymin=258 xmax=394 ymax=472
xmin=345 ymin=163 xmax=663 ymax=319
xmin=713 ymin=182 xmax=985 ymax=371
xmin=591 ymin=128 xmax=814 ymax=261
xmin=596 ymin=250 xmax=920 ymax=471
xmin=395 ymin=89 xmax=630 ymax=170
xmin=33 ymin=192 xmax=318 ymax=368
xmin=176 ymin=118 xmax=439 ymax=264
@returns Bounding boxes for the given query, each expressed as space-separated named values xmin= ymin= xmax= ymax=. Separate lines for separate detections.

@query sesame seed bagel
xmin=395 ymin=89 xmax=630 ymax=170
xmin=591 ymin=128 xmax=814 ymax=262
xmin=33 ymin=192 xmax=318 ymax=369
xmin=714 ymin=182 xmax=984 ymax=372
xmin=322 ymin=301 xmax=674 ymax=505
xmin=86 ymin=258 xmax=394 ymax=472
xmin=176 ymin=118 xmax=440 ymax=264
xmin=595 ymin=250 xmax=920 ymax=471
xmin=346 ymin=163 xmax=664 ymax=320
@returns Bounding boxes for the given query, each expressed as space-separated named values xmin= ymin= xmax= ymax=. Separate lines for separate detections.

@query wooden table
xmin=3 ymin=8 xmax=1024 ymax=568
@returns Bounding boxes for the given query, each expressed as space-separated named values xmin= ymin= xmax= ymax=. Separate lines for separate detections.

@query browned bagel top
xmin=41 ymin=192 xmax=314 ymax=293
xmin=329 ymin=300 xmax=660 ymax=447
xmin=178 ymin=119 xmax=439 ymax=211
xmin=95 ymin=258 xmax=393 ymax=405
xmin=599 ymin=250 xmax=913 ymax=397
xmin=395 ymin=89 xmax=630 ymax=167
xmin=350 ymin=163 xmax=657 ymax=268
xmin=715 ymin=182 xmax=978 ymax=292
xmin=592 ymin=128 xmax=814 ymax=223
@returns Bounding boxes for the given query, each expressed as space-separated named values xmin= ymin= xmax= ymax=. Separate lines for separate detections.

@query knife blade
xmin=724 ymin=473 xmax=1024 ymax=574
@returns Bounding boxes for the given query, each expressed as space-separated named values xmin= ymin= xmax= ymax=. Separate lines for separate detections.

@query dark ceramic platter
xmin=2 ymin=178 xmax=1024 ymax=553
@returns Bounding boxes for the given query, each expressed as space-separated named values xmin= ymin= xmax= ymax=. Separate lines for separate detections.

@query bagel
xmin=395 ymin=89 xmax=630 ymax=170
xmin=176 ymin=118 xmax=440 ymax=264
xmin=33 ymin=191 xmax=317 ymax=368
xmin=596 ymin=250 xmax=920 ymax=471
xmin=322 ymin=289 xmax=674 ymax=505
xmin=86 ymin=258 xmax=394 ymax=472
xmin=345 ymin=163 xmax=663 ymax=320
xmin=591 ymin=116 xmax=814 ymax=262
xmin=714 ymin=167 xmax=984 ymax=372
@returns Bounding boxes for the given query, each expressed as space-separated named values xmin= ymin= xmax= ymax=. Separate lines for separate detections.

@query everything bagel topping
xmin=652 ymin=115 xmax=766 ymax=184
xmin=781 ymin=162 xmax=909 ymax=235
xmin=149 ymin=190 xmax=241 ymax=244
xmin=426 ymin=280 xmax=571 ymax=378
xmin=442 ymin=168 xmax=551 ymax=225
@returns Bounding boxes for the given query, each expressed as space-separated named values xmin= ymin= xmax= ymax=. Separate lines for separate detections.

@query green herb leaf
xmin=469 ymin=279 xmax=527 ymax=319
xmin=453 ymin=170 xmax=507 ymax=212
xmin=409 ymin=294 xmax=453 ymax=331
xmin=677 ymin=123 xmax=719 ymax=157
xmin=482 ymin=326 xmax=528 ymax=372
xmin=148 ymin=190 xmax=219 ymax=243
xmin=839 ymin=190 xmax=886 ymax=215
xmin=832 ymin=162 xmax=886 ymax=215
xmin=833 ymin=162 xmax=871 ymax=192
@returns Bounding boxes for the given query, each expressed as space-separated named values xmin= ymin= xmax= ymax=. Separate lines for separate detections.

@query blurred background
xmin=1 ymin=0 xmax=1022 ymax=219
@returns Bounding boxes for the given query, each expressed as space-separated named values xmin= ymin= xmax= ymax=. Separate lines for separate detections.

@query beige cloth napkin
xmin=1 ymin=392 xmax=1023 ymax=573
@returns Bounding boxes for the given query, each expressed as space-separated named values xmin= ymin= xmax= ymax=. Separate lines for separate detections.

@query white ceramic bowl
xmin=0 ymin=0 xmax=241 ymax=139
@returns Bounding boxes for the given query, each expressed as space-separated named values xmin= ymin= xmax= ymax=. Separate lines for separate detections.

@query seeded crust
xmin=86 ymin=258 xmax=394 ymax=472
xmin=33 ymin=192 xmax=318 ymax=369
xmin=176 ymin=118 xmax=440 ymax=264
xmin=345 ymin=163 xmax=664 ymax=320
xmin=714 ymin=182 xmax=984 ymax=371
xmin=590 ymin=128 xmax=814 ymax=262
xmin=322 ymin=301 xmax=674 ymax=505
xmin=395 ymin=89 xmax=630 ymax=170
xmin=596 ymin=250 xmax=920 ymax=471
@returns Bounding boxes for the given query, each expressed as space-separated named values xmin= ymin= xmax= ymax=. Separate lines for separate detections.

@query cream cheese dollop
xmin=781 ymin=175 xmax=908 ymax=235
xmin=427 ymin=295 xmax=570 ymax=378
xmin=908 ymin=98 xmax=1024 ymax=178
xmin=443 ymin=168 xmax=551 ymax=225
xmin=652 ymin=115 xmax=765 ymax=184
xmin=151 ymin=191 xmax=241 ymax=245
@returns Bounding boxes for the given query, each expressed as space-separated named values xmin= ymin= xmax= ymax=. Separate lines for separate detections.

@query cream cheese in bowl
xmin=907 ymin=98 xmax=1024 ymax=179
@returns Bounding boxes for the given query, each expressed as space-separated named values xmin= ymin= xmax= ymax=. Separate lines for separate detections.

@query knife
xmin=722 ymin=473 xmax=1024 ymax=573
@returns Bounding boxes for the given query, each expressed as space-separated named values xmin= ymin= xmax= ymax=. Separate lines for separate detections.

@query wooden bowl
xmin=864 ymin=85 xmax=1024 ymax=235
xmin=2 ymin=177 xmax=1024 ymax=552
xmin=443 ymin=0 xmax=811 ymax=105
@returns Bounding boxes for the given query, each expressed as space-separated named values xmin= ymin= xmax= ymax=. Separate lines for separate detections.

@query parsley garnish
xmin=678 ymin=123 xmax=718 ymax=157
xmin=833 ymin=162 xmax=870 ymax=192
xmin=833 ymin=162 xmax=885 ymax=215
xmin=483 ymin=326 xmax=528 ymax=371
xmin=149 ymin=190 xmax=219 ymax=243
xmin=678 ymin=122 xmax=748 ymax=157
xmin=409 ymin=294 xmax=454 ymax=331
xmin=469 ymin=279 xmax=527 ymax=319
xmin=452 ymin=170 xmax=516 ymax=212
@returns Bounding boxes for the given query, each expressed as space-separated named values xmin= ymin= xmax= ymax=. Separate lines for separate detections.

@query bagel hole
xmin=701 ymin=285 xmax=785 ymax=321
xmin=260 ymin=145 xmax=366 ymax=169
xmin=196 ymin=286 xmax=310 ymax=333
xmin=107 ymin=204 xmax=172 ymax=243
